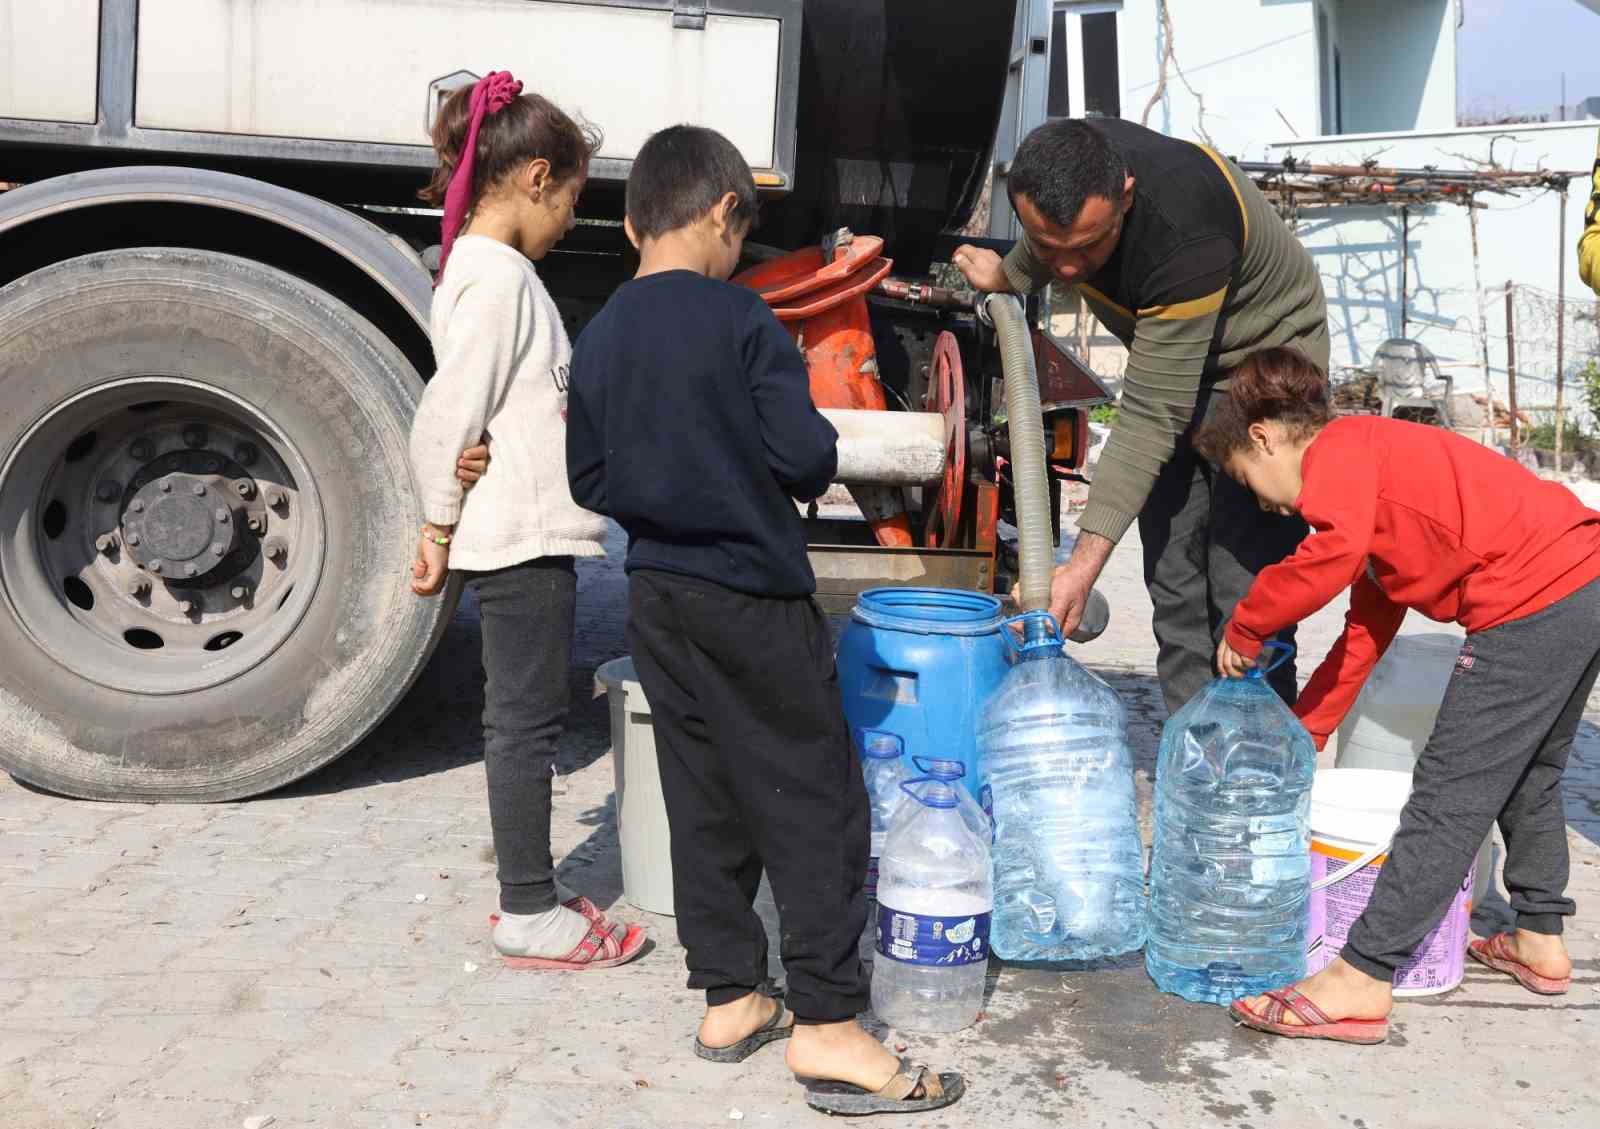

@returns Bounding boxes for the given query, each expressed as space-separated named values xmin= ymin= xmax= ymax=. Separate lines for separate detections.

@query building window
xmin=1048 ymin=8 xmax=1072 ymax=118
xmin=1047 ymin=2 xmax=1122 ymax=120
xmin=1081 ymin=12 xmax=1120 ymax=117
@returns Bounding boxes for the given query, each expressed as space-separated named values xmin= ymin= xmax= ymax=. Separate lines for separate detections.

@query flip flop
xmin=1229 ymin=987 xmax=1389 ymax=1045
xmin=802 ymin=1057 xmax=965 ymax=1117
xmin=496 ymin=919 xmax=647 ymax=971
xmin=694 ymin=999 xmax=795 ymax=1063
xmin=1468 ymin=933 xmax=1571 ymax=996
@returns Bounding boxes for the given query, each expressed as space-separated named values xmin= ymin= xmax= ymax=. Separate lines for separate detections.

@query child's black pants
xmin=625 ymin=569 xmax=870 ymax=1022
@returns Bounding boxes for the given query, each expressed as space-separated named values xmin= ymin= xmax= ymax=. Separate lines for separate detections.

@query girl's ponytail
xmin=419 ymin=73 xmax=602 ymax=274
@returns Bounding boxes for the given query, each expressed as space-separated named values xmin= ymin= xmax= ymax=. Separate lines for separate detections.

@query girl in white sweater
xmin=408 ymin=72 xmax=646 ymax=970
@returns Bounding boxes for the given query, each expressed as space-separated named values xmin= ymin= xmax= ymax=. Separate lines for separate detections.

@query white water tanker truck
xmin=0 ymin=0 xmax=1109 ymax=801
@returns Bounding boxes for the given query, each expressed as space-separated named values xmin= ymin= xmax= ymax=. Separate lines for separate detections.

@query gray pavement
xmin=3 ymin=520 xmax=1599 ymax=1129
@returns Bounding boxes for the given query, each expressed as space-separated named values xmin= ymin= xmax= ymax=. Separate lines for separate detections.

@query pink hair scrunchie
xmin=437 ymin=70 xmax=524 ymax=279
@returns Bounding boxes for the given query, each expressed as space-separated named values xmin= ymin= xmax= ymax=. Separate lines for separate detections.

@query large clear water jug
xmin=975 ymin=612 xmax=1145 ymax=962
xmin=1146 ymin=643 xmax=1316 ymax=1004
xmin=871 ymin=771 xmax=993 ymax=1033
xmin=861 ymin=730 xmax=914 ymax=900
xmin=1335 ymin=631 xmax=1492 ymax=907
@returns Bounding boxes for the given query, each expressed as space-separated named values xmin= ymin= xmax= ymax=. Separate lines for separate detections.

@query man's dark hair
xmin=626 ymin=125 xmax=758 ymax=241
xmin=1007 ymin=119 xmax=1128 ymax=228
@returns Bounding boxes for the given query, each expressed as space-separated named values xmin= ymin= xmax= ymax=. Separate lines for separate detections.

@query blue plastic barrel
xmin=836 ymin=588 xmax=1009 ymax=801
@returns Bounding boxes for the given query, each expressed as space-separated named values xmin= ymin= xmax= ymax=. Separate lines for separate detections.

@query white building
xmin=1001 ymin=1 xmax=1600 ymax=443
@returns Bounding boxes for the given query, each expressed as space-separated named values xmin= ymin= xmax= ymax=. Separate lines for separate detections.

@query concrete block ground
xmin=3 ymin=522 xmax=1597 ymax=1128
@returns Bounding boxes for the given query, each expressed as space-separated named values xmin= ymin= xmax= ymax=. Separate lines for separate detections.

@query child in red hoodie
xmin=1194 ymin=346 xmax=1600 ymax=1045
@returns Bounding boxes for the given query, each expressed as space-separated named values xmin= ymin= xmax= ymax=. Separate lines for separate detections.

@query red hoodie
xmin=1225 ymin=416 xmax=1600 ymax=748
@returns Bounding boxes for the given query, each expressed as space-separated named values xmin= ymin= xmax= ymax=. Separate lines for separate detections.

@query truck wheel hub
xmin=123 ymin=471 xmax=239 ymax=579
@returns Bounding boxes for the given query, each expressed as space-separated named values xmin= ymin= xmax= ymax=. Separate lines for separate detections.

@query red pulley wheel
xmin=923 ymin=331 xmax=966 ymax=549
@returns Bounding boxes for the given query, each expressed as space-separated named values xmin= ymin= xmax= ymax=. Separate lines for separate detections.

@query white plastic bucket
xmin=1307 ymin=769 xmax=1473 ymax=997
xmin=596 ymin=657 xmax=674 ymax=916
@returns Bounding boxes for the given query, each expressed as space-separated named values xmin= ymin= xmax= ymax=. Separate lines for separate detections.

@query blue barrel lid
xmin=851 ymin=587 xmax=1004 ymax=637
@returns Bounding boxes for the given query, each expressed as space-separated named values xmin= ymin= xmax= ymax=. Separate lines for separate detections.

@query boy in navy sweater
xmin=567 ymin=126 xmax=962 ymax=1117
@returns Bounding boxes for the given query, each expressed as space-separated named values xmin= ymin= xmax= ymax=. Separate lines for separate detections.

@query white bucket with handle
xmin=1306 ymin=768 xmax=1474 ymax=997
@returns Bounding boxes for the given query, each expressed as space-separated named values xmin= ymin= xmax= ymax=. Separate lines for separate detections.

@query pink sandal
xmin=497 ymin=919 xmax=648 ymax=971
xmin=1468 ymin=933 xmax=1571 ymax=996
xmin=1229 ymin=986 xmax=1389 ymax=1045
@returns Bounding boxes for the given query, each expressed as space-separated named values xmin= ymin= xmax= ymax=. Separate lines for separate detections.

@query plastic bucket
xmin=1307 ymin=769 xmax=1473 ymax=997
xmin=595 ymin=657 xmax=674 ymax=916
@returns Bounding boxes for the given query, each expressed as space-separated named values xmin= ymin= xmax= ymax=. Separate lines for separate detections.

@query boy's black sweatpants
xmin=1342 ymin=576 xmax=1600 ymax=981
xmin=625 ymin=568 xmax=870 ymax=1022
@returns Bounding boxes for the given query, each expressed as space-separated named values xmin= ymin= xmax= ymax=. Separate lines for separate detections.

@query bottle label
xmin=875 ymin=904 xmax=992 ymax=967
xmin=865 ymin=856 xmax=879 ymax=898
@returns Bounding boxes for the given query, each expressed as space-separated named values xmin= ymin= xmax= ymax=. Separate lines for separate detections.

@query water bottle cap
xmin=1001 ymin=610 xmax=1065 ymax=659
xmin=860 ymin=730 xmax=904 ymax=760
xmin=912 ymin=755 xmax=966 ymax=781
xmin=899 ymin=777 xmax=960 ymax=809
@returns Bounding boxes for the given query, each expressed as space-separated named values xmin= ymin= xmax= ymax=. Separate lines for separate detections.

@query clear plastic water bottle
xmin=975 ymin=612 xmax=1146 ymax=962
xmin=1146 ymin=643 xmax=1317 ymax=1004
xmin=872 ymin=772 xmax=993 ymax=1033
xmin=860 ymin=730 xmax=913 ymax=900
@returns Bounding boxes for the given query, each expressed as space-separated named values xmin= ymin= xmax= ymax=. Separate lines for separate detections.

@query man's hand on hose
xmin=1009 ymin=531 xmax=1116 ymax=638
xmin=951 ymin=245 xmax=1011 ymax=293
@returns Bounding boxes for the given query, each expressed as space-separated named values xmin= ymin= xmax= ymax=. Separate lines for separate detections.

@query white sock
xmin=492 ymin=903 xmax=593 ymax=959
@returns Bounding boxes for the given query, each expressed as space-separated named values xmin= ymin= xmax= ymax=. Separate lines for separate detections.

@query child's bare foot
xmin=785 ymin=1019 xmax=902 ymax=1092
xmin=1495 ymin=929 xmax=1573 ymax=980
xmin=699 ymin=991 xmax=788 ymax=1050
xmin=1235 ymin=957 xmax=1394 ymax=1027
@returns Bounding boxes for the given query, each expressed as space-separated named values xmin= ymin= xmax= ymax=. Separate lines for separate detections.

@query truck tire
xmin=0 ymin=248 xmax=447 ymax=801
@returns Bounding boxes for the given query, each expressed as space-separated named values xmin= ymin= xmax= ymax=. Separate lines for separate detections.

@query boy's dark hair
xmin=1008 ymin=119 xmax=1128 ymax=228
xmin=420 ymin=87 xmax=600 ymax=209
xmin=626 ymin=125 xmax=758 ymax=241
xmin=1193 ymin=347 xmax=1333 ymax=465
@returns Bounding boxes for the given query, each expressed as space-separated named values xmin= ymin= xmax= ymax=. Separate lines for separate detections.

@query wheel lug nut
xmin=182 ymin=425 xmax=208 ymax=448
xmin=179 ymin=600 xmax=196 ymax=615
xmin=96 ymin=481 xmax=120 ymax=502
xmin=126 ymin=533 xmax=142 ymax=547
xmin=131 ymin=499 xmax=145 ymax=513
xmin=266 ymin=487 xmax=286 ymax=508
xmin=124 ymin=577 xmax=150 ymax=598
xmin=211 ymin=542 xmax=227 ymax=558
xmin=235 ymin=480 xmax=255 ymax=499
xmin=247 ymin=516 xmax=264 ymax=533
xmin=231 ymin=585 xmax=251 ymax=600
xmin=149 ymin=559 xmax=164 ymax=573
xmin=264 ymin=537 xmax=287 ymax=562
xmin=130 ymin=439 xmax=154 ymax=461
xmin=95 ymin=533 xmax=117 ymax=554
xmin=233 ymin=442 xmax=258 ymax=467
xmin=191 ymin=482 xmax=206 ymax=497
xmin=215 ymin=507 xmax=230 ymax=523
xmin=159 ymin=481 xmax=172 ymax=494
